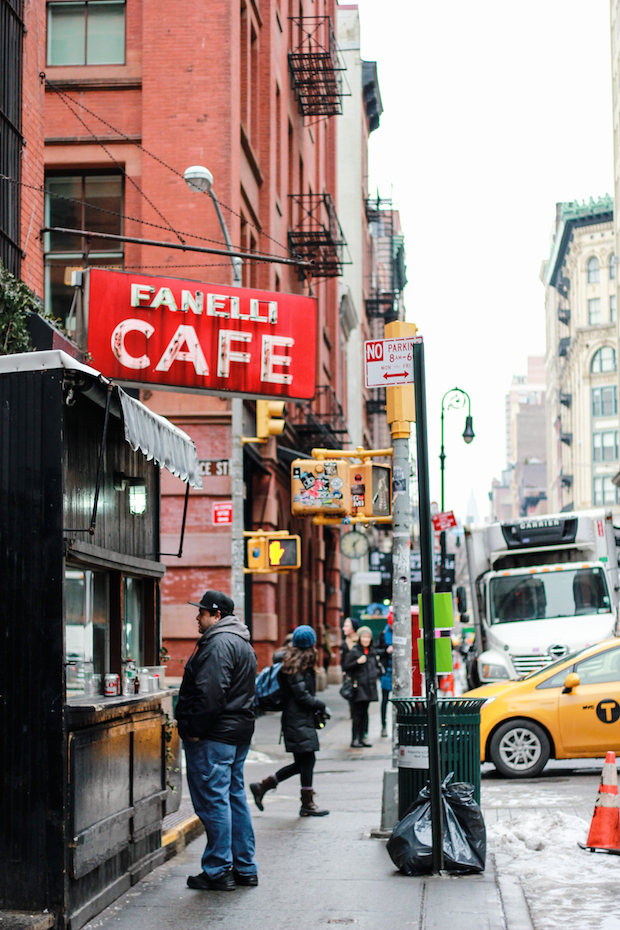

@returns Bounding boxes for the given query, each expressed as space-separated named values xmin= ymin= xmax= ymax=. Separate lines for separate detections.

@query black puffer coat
xmin=343 ymin=643 xmax=380 ymax=703
xmin=279 ymin=667 xmax=326 ymax=753
xmin=175 ymin=615 xmax=257 ymax=744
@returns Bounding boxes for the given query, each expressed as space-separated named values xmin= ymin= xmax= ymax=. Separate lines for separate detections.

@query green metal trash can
xmin=392 ymin=697 xmax=486 ymax=819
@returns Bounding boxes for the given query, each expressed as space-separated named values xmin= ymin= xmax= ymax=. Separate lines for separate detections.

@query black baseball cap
xmin=188 ymin=589 xmax=235 ymax=616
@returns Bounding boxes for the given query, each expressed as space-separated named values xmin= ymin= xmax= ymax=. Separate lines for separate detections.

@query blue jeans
xmin=184 ymin=739 xmax=257 ymax=878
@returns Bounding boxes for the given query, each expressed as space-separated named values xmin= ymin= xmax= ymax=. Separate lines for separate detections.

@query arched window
xmin=588 ymin=257 xmax=600 ymax=284
xmin=610 ymin=255 xmax=617 ymax=280
xmin=591 ymin=346 xmax=617 ymax=373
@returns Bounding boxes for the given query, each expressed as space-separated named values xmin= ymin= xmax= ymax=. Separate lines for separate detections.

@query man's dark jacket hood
xmin=175 ymin=614 xmax=257 ymax=744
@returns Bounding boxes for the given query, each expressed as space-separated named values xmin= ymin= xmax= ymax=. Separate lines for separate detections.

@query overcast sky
xmin=351 ymin=0 xmax=614 ymax=521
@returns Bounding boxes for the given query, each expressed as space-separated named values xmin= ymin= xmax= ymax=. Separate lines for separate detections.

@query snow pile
xmin=489 ymin=811 xmax=620 ymax=930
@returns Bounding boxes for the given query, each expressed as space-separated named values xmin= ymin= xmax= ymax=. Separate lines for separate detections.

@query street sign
xmin=212 ymin=501 xmax=233 ymax=525
xmin=86 ymin=268 xmax=318 ymax=400
xmin=364 ymin=336 xmax=422 ymax=389
xmin=432 ymin=510 xmax=457 ymax=532
xmin=199 ymin=459 xmax=229 ymax=477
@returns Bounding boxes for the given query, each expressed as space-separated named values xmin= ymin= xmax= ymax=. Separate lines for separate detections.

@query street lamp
xmin=438 ymin=387 xmax=474 ymax=591
xmin=439 ymin=387 xmax=474 ymax=511
xmin=184 ymin=165 xmax=245 ymax=620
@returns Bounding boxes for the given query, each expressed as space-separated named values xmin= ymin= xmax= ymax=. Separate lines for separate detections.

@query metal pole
xmin=208 ymin=188 xmax=246 ymax=623
xmin=439 ymin=405 xmax=447 ymax=593
xmin=413 ymin=341 xmax=443 ymax=872
xmin=391 ymin=431 xmax=412 ymax=702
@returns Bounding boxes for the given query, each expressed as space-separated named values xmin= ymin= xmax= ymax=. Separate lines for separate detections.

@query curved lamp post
xmin=184 ymin=165 xmax=245 ymax=620
xmin=438 ymin=387 xmax=474 ymax=591
xmin=440 ymin=387 xmax=474 ymax=512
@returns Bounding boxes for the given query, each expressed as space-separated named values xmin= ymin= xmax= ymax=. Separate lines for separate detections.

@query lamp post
xmin=184 ymin=166 xmax=245 ymax=622
xmin=438 ymin=387 xmax=474 ymax=591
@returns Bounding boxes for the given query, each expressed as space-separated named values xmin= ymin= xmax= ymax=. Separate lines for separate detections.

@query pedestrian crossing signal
xmin=245 ymin=533 xmax=301 ymax=572
xmin=268 ymin=536 xmax=300 ymax=569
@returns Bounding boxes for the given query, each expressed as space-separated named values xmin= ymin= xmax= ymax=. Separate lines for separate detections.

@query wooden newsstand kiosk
xmin=0 ymin=350 xmax=201 ymax=930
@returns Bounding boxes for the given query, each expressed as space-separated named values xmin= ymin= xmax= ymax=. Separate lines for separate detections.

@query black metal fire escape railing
xmin=293 ymin=384 xmax=351 ymax=454
xmin=288 ymin=193 xmax=346 ymax=278
xmin=366 ymin=387 xmax=386 ymax=417
xmin=364 ymin=196 xmax=399 ymax=320
xmin=288 ymin=16 xmax=345 ymax=117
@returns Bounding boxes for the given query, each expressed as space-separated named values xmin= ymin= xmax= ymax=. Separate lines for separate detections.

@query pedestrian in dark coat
xmin=175 ymin=589 xmax=258 ymax=892
xmin=343 ymin=626 xmax=379 ymax=748
xmin=250 ymin=625 xmax=330 ymax=817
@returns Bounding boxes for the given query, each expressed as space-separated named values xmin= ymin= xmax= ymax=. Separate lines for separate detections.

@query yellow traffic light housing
xmin=349 ymin=462 xmax=392 ymax=518
xmin=245 ymin=531 xmax=301 ymax=573
xmin=247 ymin=536 xmax=267 ymax=571
xmin=291 ymin=459 xmax=351 ymax=517
xmin=256 ymin=400 xmax=285 ymax=440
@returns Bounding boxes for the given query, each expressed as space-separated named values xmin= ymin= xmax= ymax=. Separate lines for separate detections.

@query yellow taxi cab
xmin=463 ymin=637 xmax=620 ymax=777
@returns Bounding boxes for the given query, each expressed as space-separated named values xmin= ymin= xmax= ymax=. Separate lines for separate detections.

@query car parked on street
xmin=464 ymin=637 xmax=620 ymax=777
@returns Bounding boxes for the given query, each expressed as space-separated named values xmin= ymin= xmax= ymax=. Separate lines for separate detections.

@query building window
xmin=592 ymin=385 xmax=618 ymax=417
xmin=593 ymin=476 xmax=619 ymax=505
xmin=591 ymin=347 xmax=617 ymax=373
xmin=587 ymin=256 xmax=600 ymax=284
xmin=610 ymin=255 xmax=617 ymax=280
xmin=593 ymin=430 xmax=619 ymax=462
xmin=588 ymin=297 xmax=601 ymax=324
xmin=611 ymin=294 xmax=617 ymax=322
xmin=47 ymin=1 xmax=125 ymax=66
xmin=44 ymin=172 xmax=123 ymax=329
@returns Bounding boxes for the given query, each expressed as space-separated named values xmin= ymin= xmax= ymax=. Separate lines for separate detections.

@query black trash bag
xmin=386 ymin=773 xmax=486 ymax=875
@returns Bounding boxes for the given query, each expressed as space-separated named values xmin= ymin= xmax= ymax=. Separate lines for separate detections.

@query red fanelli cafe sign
xmin=86 ymin=268 xmax=318 ymax=400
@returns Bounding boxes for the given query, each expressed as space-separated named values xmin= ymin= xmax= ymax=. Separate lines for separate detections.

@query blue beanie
xmin=292 ymin=625 xmax=316 ymax=649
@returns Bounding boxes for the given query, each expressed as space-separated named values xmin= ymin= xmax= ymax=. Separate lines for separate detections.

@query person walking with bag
xmin=250 ymin=625 xmax=330 ymax=817
xmin=343 ymin=626 xmax=379 ymax=748
xmin=377 ymin=610 xmax=393 ymax=738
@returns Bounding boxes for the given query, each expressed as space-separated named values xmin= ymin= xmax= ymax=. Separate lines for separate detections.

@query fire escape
xmin=294 ymin=385 xmax=351 ymax=456
xmin=364 ymin=197 xmax=407 ymax=421
xmin=288 ymin=193 xmax=346 ymax=278
xmin=288 ymin=16 xmax=346 ymax=118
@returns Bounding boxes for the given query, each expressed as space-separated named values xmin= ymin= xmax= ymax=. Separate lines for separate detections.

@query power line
xmin=1 ymin=173 xmax=299 ymax=263
xmin=43 ymin=76 xmax=293 ymax=259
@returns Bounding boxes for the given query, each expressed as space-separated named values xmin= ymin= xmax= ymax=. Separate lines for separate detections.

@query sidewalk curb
xmin=495 ymin=866 xmax=534 ymax=930
xmin=161 ymin=815 xmax=204 ymax=861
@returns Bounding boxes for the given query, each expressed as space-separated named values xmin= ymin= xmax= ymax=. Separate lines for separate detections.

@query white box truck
xmin=464 ymin=509 xmax=620 ymax=684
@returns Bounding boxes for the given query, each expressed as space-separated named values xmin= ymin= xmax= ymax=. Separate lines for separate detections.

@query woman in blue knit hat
xmin=250 ymin=625 xmax=331 ymax=817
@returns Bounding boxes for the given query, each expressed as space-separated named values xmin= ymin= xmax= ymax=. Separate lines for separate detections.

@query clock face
xmin=340 ymin=530 xmax=370 ymax=559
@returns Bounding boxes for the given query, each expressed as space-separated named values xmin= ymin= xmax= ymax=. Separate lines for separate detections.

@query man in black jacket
xmin=175 ymin=590 xmax=258 ymax=892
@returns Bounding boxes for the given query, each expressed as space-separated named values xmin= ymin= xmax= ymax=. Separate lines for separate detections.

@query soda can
xmin=104 ymin=673 xmax=120 ymax=696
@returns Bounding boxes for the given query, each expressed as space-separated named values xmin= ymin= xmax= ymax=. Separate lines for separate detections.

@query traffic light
xmin=349 ymin=462 xmax=392 ymax=518
xmin=245 ymin=533 xmax=301 ymax=572
xmin=256 ymin=400 xmax=285 ymax=440
xmin=267 ymin=535 xmax=300 ymax=569
xmin=291 ymin=459 xmax=351 ymax=517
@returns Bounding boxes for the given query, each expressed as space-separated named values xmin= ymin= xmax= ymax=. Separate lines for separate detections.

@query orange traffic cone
xmin=439 ymin=673 xmax=455 ymax=696
xmin=579 ymin=751 xmax=620 ymax=855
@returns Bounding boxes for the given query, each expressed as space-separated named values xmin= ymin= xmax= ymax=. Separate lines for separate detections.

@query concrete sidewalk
xmin=86 ymin=687 xmax=529 ymax=930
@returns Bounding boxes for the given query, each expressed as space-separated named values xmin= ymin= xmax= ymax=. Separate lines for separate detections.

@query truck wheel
xmin=489 ymin=719 xmax=550 ymax=778
xmin=466 ymin=656 xmax=480 ymax=690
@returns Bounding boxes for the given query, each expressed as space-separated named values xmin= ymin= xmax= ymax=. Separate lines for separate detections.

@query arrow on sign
xmin=384 ymin=371 xmax=409 ymax=380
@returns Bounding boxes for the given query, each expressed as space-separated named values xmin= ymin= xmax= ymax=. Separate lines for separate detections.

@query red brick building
xmin=24 ymin=0 xmax=354 ymax=674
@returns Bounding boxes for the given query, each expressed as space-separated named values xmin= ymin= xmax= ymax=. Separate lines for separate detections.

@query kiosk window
xmin=65 ymin=569 xmax=110 ymax=695
xmin=123 ymin=576 xmax=145 ymax=666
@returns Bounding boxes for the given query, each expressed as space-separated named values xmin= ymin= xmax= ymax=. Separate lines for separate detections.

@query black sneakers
xmin=187 ymin=869 xmax=258 ymax=890
xmin=233 ymin=869 xmax=259 ymax=886
xmin=187 ymin=870 xmax=236 ymax=892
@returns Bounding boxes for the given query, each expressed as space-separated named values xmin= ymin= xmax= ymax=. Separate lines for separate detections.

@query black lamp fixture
xmin=462 ymin=415 xmax=475 ymax=445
